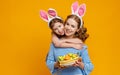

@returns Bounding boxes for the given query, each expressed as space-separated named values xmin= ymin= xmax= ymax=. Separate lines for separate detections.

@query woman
xmin=46 ymin=14 xmax=93 ymax=75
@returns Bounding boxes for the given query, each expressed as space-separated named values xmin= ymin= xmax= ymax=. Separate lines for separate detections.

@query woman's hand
xmin=72 ymin=58 xmax=84 ymax=69
xmin=54 ymin=61 xmax=67 ymax=69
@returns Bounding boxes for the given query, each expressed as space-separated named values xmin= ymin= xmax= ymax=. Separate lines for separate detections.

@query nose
xmin=58 ymin=27 xmax=64 ymax=32
xmin=66 ymin=25 xmax=71 ymax=30
xmin=59 ymin=29 xmax=63 ymax=33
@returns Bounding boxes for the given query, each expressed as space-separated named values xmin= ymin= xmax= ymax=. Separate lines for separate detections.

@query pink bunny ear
xmin=78 ymin=3 xmax=86 ymax=17
xmin=40 ymin=10 xmax=48 ymax=22
xmin=71 ymin=1 xmax=79 ymax=14
xmin=48 ymin=8 xmax=57 ymax=17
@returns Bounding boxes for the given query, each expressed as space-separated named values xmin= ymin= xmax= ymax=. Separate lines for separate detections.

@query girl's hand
xmin=73 ymin=44 xmax=84 ymax=50
xmin=72 ymin=58 xmax=84 ymax=69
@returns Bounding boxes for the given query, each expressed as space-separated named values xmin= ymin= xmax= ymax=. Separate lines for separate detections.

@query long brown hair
xmin=65 ymin=14 xmax=89 ymax=42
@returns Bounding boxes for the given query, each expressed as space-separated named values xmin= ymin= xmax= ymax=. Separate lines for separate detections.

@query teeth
xmin=66 ymin=30 xmax=71 ymax=33
xmin=65 ymin=29 xmax=72 ymax=34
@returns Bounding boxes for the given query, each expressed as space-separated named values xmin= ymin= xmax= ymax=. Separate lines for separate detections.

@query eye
xmin=58 ymin=25 xmax=61 ymax=27
xmin=66 ymin=22 xmax=69 ymax=26
xmin=71 ymin=25 xmax=75 ymax=28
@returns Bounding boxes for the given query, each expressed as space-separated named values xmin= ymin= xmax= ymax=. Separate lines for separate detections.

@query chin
xmin=58 ymin=33 xmax=63 ymax=36
xmin=65 ymin=33 xmax=72 ymax=36
xmin=61 ymin=33 xmax=64 ymax=35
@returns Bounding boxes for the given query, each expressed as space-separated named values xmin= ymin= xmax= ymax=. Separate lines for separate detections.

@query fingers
xmin=73 ymin=63 xmax=79 ymax=67
xmin=58 ymin=65 xmax=67 ymax=69
xmin=78 ymin=57 xmax=82 ymax=62
xmin=73 ymin=60 xmax=81 ymax=67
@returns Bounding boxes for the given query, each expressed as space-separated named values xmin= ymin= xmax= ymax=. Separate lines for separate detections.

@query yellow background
xmin=0 ymin=0 xmax=120 ymax=75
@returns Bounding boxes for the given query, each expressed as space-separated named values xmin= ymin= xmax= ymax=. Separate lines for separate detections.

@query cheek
xmin=61 ymin=26 xmax=64 ymax=29
xmin=72 ymin=28 xmax=77 ymax=32
xmin=54 ymin=30 xmax=58 ymax=34
xmin=60 ymin=27 xmax=64 ymax=30
xmin=64 ymin=25 xmax=68 ymax=29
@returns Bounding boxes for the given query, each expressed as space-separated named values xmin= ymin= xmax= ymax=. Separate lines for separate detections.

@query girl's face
xmin=52 ymin=22 xmax=64 ymax=35
xmin=64 ymin=18 xmax=79 ymax=38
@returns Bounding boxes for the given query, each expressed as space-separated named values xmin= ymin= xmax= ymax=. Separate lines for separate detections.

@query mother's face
xmin=64 ymin=18 xmax=79 ymax=37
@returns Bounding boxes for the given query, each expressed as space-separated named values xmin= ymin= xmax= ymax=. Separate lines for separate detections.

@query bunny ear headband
xmin=71 ymin=1 xmax=86 ymax=28
xmin=39 ymin=8 xmax=61 ymax=26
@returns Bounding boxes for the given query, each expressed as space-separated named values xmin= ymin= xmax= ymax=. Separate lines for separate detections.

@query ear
xmin=71 ymin=1 xmax=79 ymax=14
xmin=48 ymin=8 xmax=57 ymax=17
xmin=78 ymin=3 xmax=86 ymax=17
xmin=39 ymin=10 xmax=48 ymax=22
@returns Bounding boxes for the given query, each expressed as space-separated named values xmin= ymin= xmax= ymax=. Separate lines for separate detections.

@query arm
xmin=73 ymin=46 xmax=93 ymax=74
xmin=52 ymin=33 xmax=65 ymax=47
xmin=61 ymin=38 xmax=83 ymax=44
xmin=59 ymin=43 xmax=83 ymax=50
xmin=46 ymin=44 xmax=57 ymax=73
xmin=80 ymin=46 xmax=94 ymax=75
xmin=52 ymin=33 xmax=83 ymax=49
xmin=46 ymin=43 xmax=67 ymax=72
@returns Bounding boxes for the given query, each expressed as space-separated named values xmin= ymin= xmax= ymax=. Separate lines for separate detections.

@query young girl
xmin=46 ymin=2 xmax=93 ymax=75
xmin=40 ymin=8 xmax=83 ymax=50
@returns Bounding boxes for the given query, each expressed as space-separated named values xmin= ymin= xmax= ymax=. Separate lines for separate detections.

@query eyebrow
xmin=66 ymin=22 xmax=69 ymax=24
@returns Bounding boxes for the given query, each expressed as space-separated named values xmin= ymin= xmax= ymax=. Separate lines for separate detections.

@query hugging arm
xmin=63 ymin=38 xmax=83 ymax=44
xmin=52 ymin=33 xmax=83 ymax=50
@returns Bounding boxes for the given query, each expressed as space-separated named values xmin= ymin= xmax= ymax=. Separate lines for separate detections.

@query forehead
xmin=66 ymin=18 xmax=78 ymax=26
xmin=53 ymin=22 xmax=64 ymax=29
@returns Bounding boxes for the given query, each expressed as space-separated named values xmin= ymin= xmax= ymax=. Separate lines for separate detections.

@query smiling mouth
xmin=58 ymin=31 xmax=63 ymax=34
xmin=65 ymin=30 xmax=72 ymax=34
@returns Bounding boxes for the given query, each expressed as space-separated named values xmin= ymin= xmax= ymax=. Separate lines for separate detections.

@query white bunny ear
xmin=78 ymin=3 xmax=86 ymax=17
xmin=39 ymin=10 xmax=49 ymax=22
xmin=48 ymin=8 xmax=57 ymax=17
xmin=71 ymin=1 xmax=79 ymax=14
